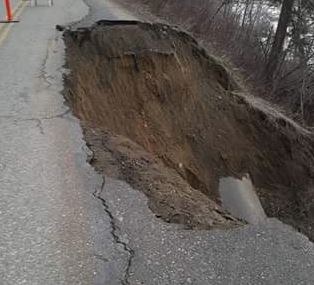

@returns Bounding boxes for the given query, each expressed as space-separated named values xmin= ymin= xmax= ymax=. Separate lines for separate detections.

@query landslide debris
xmin=64 ymin=21 xmax=314 ymax=238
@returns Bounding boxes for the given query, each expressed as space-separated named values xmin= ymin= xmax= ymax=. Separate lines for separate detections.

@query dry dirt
xmin=63 ymin=21 xmax=314 ymax=238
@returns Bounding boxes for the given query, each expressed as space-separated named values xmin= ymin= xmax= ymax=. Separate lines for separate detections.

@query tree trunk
xmin=266 ymin=0 xmax=295 ymax=81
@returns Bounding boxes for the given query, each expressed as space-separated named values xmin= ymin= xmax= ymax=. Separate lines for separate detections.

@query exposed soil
xmin=64 ymin=21 xmax=314 ymax=238
xmin=83 ymin=126 xmax=239 ymax=229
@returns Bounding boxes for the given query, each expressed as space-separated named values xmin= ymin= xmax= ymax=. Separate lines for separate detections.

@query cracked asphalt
xmin=1 ymin=0 xmax=314 ymax=284
xmin=0 ymin=1 xmax=130 ymax=284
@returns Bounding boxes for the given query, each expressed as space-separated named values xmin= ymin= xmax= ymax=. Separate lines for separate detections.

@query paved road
xmin=0 ymin=1 xmax=130 ymax=284
xmin=1 ymin=0 xmax=314 ymax=284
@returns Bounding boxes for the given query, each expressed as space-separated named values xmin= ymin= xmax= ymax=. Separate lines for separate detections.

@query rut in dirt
xmin=63 ymin=20 xmax=314 ymax=239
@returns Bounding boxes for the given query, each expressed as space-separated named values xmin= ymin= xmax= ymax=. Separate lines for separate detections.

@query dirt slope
xmin=64 ymin=21 xmax=314 ymax=238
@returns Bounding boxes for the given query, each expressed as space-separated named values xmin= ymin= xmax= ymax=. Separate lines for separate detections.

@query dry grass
xmin=116 ymin=0 xmax=314 ymax=126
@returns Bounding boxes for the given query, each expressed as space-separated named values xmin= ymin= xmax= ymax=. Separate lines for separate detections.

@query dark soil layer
xmin=64 ymin=21 xmax=314 ymax=237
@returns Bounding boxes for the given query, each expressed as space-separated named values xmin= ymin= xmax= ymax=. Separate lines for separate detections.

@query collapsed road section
xmin=63 ymin=20 xmax=314 ymax=240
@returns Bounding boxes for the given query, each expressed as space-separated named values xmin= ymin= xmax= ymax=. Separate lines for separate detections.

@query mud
xmin=64 ymin=21 xmax=314 ymax=237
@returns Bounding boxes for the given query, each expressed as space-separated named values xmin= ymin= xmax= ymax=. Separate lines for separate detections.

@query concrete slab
xmin=219 ymin=175 xmax=267 ymax=224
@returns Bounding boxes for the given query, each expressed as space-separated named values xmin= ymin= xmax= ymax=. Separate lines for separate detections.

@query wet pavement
xmin=1 ymin=0 xmax=314 ymax=284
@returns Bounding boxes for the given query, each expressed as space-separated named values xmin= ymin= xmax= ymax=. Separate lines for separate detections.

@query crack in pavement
xmin=24 ymin=118 xmax=45 ymax=135
xmin=94 ymin=254 xmax=109 ymax=263
xmin=93 ymin=177 xmax=135 ymax=285
xmin=0 ymin=109 xmax=71 ymax=122
xmin=62 ymin=9 xmax=138 ymax=281
xmin=0 ymin=109 xmax=72 ymax=135
xmin=38 ymin=36 xmax=59 ymax=89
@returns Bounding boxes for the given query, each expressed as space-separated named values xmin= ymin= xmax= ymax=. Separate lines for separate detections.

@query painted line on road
xmin=0 ymin=0 xmax=28 ymax=46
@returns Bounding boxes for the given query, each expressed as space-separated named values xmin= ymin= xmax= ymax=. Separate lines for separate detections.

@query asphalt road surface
xmin=0 ymin=0 xmax=314 ymax=284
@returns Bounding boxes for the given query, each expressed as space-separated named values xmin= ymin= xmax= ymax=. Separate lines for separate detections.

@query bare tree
xmin=266 ymin=0 xmax=295 ymax=81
